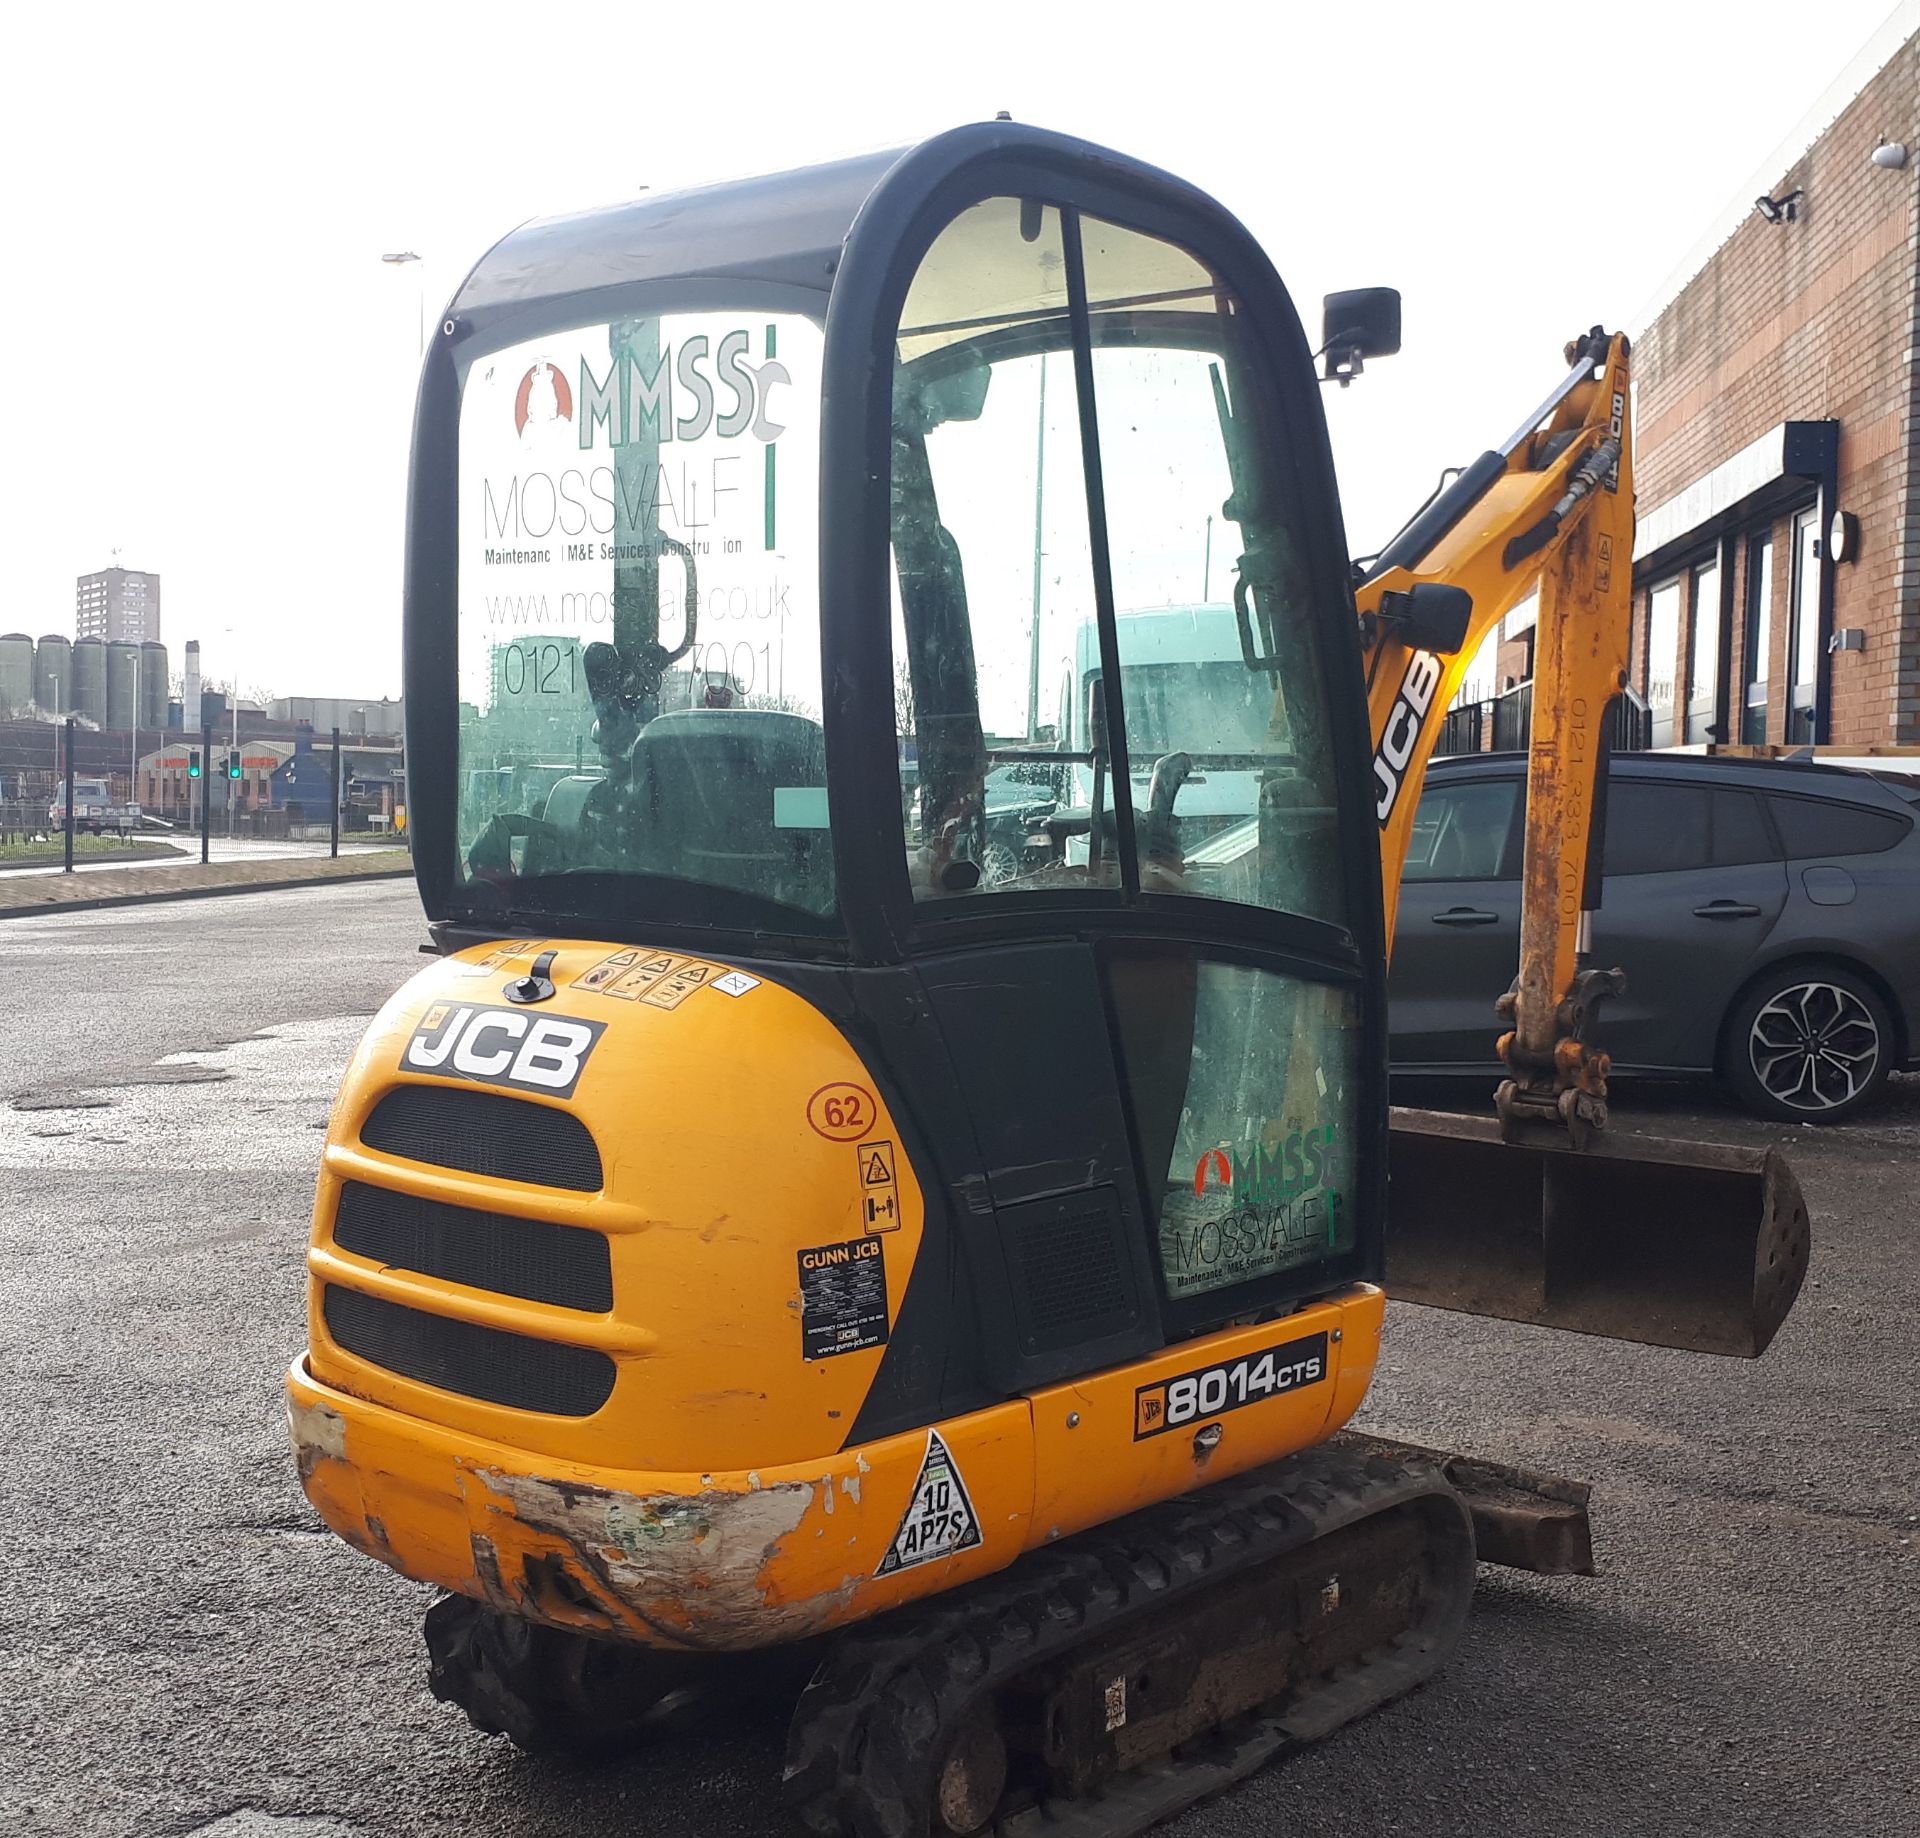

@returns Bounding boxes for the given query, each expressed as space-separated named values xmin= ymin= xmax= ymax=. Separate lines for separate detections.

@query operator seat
xmin=629 ymin=708 xmax=833 ymax=913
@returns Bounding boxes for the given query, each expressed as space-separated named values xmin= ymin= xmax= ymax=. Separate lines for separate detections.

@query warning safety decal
xmin=575 ymin=951 xmax=719 ymax=1008
xmin=876 ymin=1430 xmax=983 ymax=1576
xmin=855 ymin=1138 xmax=900 ymax=1232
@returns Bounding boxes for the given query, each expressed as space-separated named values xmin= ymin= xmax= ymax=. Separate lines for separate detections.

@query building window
xmin=1645 ymin=576 xmax=1682 ymax=748
xmin=1686 ymin=557 xmax=1720 ymax=743
xmin=1787 ymin=504 xmax=1822 ymax=744
xmin=1743 ymin=531 xmax=1774 ymax=745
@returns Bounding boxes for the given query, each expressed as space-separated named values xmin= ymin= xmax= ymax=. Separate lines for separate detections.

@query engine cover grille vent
xmin=322 ymin=1284 xmax=616 ymax=1417
xmin=360 ymin=1085 xmax=603 ymax=1192
xmin=999 ymin=1186 xmax=1139 ymax=1353
xmin=332 ymin=1180 xmax=612 ymax=1312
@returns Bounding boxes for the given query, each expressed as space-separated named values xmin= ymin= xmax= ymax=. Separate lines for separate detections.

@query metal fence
xmin=1433 ymin=702 xmax=1486 ymax=758
xmin=1488 ymin=683 xmax=1651 ymax=756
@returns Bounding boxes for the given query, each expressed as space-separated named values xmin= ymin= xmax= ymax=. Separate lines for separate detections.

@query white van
xmin=49 ymin=778 xmax=137 ymax=834
xmin=1052 ymin=603 xmax=1276 ymax=850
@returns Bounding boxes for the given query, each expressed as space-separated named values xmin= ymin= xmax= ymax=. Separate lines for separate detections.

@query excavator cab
xmin=409 ymin=125 xmax=1389 ymax=1341
xmin=292 ymin=123 xmax=1805 ymax=1836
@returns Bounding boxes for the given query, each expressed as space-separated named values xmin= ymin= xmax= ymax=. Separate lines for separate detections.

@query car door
xmin=1388 ymin=773 xmax=1523 ymax=1069
xmin=1588 ymin=778 xmax=1788 ymax=1070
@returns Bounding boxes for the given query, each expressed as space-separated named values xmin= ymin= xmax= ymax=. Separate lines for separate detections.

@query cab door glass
xmin=890 ymin=199 xmax=1112 ymax=896
xmin=889 ymin=201 xmax=1348 ymax=927
xmin=1084 ymin=217 xmax=1346 ymax=927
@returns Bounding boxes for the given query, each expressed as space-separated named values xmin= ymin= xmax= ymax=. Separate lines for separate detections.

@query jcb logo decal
xmin=402 ymin=1002 xmax=607 ymax=1098
xmin=1373 ymin=651 xmax=1444 ymax=827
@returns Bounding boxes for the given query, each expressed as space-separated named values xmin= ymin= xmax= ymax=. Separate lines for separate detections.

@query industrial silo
xmin=107 ymin=641 xmax=139 ymax=731
xmin=0 ymin=633 xmax=31 ymax=714
xmin=71 ymin=637 xmax=107 ymax=726
xmin=34 ymin=634 xmax=70 ymax=715
xmin=139 ymin=640 xmax=169 ymax=729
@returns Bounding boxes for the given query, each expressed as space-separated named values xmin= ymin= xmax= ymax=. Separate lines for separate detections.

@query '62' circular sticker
xmin=807 ymin=1082 xmax=877 ymax=1141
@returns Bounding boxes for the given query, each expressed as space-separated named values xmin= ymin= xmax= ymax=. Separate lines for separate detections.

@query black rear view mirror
xmin=1379 ymin=581 xmax=1473 ymax=656
xmin=1322 ymin=287 xmax=1402 ymax=386
xmin=894 ymin=360 xmax=991 ymax=435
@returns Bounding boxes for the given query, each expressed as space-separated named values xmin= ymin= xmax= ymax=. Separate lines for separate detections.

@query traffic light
xmin=188 ymin=750 xmax=201 ymax=778
xmin=226 ymin=750 xmax=242 ymax=780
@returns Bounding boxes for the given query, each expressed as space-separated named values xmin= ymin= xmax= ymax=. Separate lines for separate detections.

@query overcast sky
xmin=2 ymin=0 xmax=1912 ymax=701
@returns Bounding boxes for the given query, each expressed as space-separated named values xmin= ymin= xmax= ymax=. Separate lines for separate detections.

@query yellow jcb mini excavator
xmin=289 ymin=124 xmax=1808 ymax=1835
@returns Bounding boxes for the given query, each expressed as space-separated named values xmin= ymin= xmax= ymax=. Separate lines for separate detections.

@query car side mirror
xmin=1382 ymin=581 xmax=1473 ymax=656
xmin=1322 ymin=287 xmax=1402 ymax=386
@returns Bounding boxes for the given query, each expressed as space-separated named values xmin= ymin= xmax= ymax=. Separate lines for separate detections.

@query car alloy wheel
xmin=1746 ymin=980 xmax=1882 ymax=1114
xmin=979 ymin=841 xmax=1020 ymax=887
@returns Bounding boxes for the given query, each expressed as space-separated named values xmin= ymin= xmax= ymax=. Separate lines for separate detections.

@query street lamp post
xmin=383 ymin=250 xmax=424 ymax=848
xmin=63 ymin=717 xmax=76 ymax=874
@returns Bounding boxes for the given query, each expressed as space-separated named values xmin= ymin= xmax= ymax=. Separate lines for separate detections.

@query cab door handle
xmin=1692 ymin=900 xmax=1762 ymax=919
xmin=1431 ymin=907 xmax=1499 ymax=926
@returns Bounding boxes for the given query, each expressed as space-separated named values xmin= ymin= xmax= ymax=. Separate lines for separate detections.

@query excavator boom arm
xmin=1360 ymin=329 xmax=1634 ymax=1138
xmin=1353 ymin=329 xmax=1807 ymax=1350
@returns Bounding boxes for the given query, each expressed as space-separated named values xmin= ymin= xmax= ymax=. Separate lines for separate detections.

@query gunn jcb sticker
xmin=402 ymin=1001 xmax=607 ymax=1099
xmin=797 ymin=1235 xmax=889 ymax=1360
xmin=1132 ymin=1331 xmax=1329 ymax=1439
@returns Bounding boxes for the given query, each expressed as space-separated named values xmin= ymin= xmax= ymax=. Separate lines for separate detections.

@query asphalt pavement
xmin=1 ymin=881 xmax=1914 ymax=1837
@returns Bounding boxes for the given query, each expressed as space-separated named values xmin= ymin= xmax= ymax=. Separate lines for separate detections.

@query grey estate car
xmin=1389 ymin=752 xmax=1920 ymax=1122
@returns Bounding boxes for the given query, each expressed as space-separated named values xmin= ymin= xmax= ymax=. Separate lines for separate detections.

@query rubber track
xmin=424 ymin=1592 xmax=702 ymax=1758
xmin=783 ymin=1444 xmax=1474 ymax=1838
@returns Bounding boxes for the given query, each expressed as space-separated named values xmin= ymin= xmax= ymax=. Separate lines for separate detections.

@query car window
xmin=1403 ymin=779 xmax=1519 ymax=882
xmin=1603 ymin=781 xmax=1710 ymax=876
xmin=1767 ymin=794 xmax=1912 ymax=859
xmin=1711 ymin=788 xmax=1779 ymax=867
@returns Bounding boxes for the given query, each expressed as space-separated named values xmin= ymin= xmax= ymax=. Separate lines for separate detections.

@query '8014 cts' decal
xmin=1133 ymin=1331 xmax=1329 ymax=1439
xmin=402 ymin=1001 xmax=607 ymax=1098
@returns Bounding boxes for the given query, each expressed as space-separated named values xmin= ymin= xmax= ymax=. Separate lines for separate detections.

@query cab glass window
xmin=890 ymin=199 xmax=1346 ymax=926
xmin=453 ymin=309 xmax=835 ymax=929
xmin=1121 ymin=961 xmax=1361 ymax=1302
xmin=890 ymin=200 xmax=1109 ymax=896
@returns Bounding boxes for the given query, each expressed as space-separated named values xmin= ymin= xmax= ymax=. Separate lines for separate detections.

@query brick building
xmin=1630 ymin=28 xmax=1920 ymax=751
